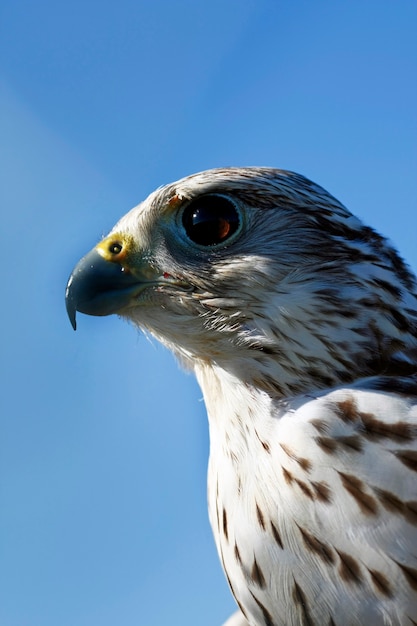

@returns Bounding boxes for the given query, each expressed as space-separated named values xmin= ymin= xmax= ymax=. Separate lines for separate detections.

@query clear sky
xmin=1 ymin=2 xmax=416 ymax=625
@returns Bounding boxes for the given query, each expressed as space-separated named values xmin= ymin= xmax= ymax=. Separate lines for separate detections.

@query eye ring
xmin=181 ymin=194 xmax=241 ymax=247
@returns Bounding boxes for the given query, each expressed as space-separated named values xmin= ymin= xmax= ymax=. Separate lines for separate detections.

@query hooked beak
xmin=65 ymin=246 xmax=149 ymax=330
xmin=66 ymin=234 xmax=192 ymax=330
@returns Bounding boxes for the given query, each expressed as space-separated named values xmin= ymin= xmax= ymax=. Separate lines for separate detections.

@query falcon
xmin=66 ymin=168 xmax=417 ymax=625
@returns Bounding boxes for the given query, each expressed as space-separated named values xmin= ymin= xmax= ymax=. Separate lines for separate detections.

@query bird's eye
xmin=181 ymin=195 xmax=240 ymax=246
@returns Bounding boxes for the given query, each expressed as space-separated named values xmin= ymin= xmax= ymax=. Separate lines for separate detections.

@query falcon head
xmin=66 ymin=168 xmax=417 ymax=396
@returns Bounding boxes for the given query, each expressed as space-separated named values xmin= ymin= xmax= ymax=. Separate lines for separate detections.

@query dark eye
xmin=181 ymin=195 xmax=240 ymax=246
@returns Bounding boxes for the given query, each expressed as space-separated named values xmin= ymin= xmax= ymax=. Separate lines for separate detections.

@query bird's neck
xmin=195 ymin=361 xmax=279 ymax=457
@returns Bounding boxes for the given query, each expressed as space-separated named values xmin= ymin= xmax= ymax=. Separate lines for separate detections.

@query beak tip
xmin=65 ymin=280 xmax=77 ymax=331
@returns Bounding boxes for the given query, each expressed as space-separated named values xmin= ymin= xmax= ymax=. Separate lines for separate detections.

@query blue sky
xmin=1 ymin=2 xmax=416 ymax=625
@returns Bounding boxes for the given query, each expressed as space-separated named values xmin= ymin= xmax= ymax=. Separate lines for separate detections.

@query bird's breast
xmin=202 ymin=370 xmax=417 ymax=625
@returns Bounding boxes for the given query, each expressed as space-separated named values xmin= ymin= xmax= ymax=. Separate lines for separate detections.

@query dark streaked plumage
xmin=66 ymin=168 xmax=417 ymax=625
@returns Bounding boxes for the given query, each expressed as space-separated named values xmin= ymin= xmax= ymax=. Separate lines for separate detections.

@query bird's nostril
xmin=109 ymin=242 xmax=123 ymax=255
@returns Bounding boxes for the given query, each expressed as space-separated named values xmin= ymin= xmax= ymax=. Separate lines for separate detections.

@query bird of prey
xmin=66 ymin=168 xmax=417 ymax=626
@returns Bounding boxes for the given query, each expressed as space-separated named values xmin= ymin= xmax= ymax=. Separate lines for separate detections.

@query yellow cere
xmin=96 ymin=233 xmax=135 ymax=264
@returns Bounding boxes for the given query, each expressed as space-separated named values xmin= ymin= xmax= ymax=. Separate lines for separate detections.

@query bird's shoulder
xmin=272 ymin=376 xmax=417 ymax=532
xmin=278 ymin=374 xmax=417 ymax=437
